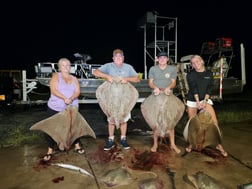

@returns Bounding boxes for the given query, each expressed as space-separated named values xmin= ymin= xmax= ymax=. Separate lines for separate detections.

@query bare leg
xmin=120 ymin=122 xmax=127 ymax=137
xmin=104 ymin=122 xmax=116 ymax=150
xmin=169 ymin=129 xmax=181 ymax=154
xmin=216 ymin=144 xmax=228 ymax=157
xmin=205 ymin=104 xmax=222 ymax=135
xmin=187 ymin=107 xmax=198 ymax=120
xmin=151 ymin=130 xmax=159 ymax=152
xmin=74 ymin=142 xmax=85 ymax=154
xmin=43 ymin=147 xmax=53 ymax=161
xmin=108 ymin=122 xmax=115 ymax=137
xmin=186 ymin=107 xmax=197 ymax=153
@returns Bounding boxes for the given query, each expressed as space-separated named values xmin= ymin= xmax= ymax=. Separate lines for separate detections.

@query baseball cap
xmin=157 ymin=51 xmax=168 ymax=58
xmin=113 ymin=49 xmax=124 ymax=56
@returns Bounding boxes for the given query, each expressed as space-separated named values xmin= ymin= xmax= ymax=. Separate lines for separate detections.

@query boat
xmin=34 ymin=38 xmax=246 ymax=104
xmin=34 ymin=53 xmax=152 ymax=101
xmin=177 ymin=38 xmax=246 ymax=102
xmin=3 ymin=12 xmax=247 ymax=105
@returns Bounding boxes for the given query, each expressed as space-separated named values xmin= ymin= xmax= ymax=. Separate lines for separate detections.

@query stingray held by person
xmin=141 ymin=92 xmax=185 ymax=137
xmin=183 ymin=110 xmax=225 ymax=154
xmin=96 ymin=76 xmax=139 ymax=129
xmin=30 ymin=105 xmax=96 ymax=151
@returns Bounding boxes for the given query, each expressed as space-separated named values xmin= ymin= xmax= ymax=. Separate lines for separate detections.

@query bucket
xmin=138 ymin=73 xmax=143 ymax=79
xmin=0 ymin=95 xmax=5 ymax=101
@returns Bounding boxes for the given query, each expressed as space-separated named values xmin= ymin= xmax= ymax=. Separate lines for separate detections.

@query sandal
xmin=43 ymin=154 xmax=53 ymax=162
xmin=74 ymin=148 xmax=85 ymax=154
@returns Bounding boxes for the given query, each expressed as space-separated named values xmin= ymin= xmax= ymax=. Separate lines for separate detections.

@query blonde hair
xmin=190 ymin=55 xmax=205 ymax=70
xmin=58 ymin=58 xmax=71 ymax=71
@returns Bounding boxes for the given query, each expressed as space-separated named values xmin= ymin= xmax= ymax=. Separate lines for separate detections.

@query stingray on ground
xmin=96 ymin=77 xmax=139 ymax=129
xmin=183 ymin=171 xmax=228 ymax=189
xmin=30 ymin=105 xmax=96 ymax=151
xmin=141 ymin=92 xmax=185 ymax=137
xmin=99 ymin=165 xmax=137 ymax=187
xmin=138 ymin=177 xmax=164 ymax=189
xmin=100 ymin=165 xmax=159 ymax=188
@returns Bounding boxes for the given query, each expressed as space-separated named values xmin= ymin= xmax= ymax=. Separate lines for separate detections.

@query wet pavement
xmin=0 ymin=92 xmax=252 ymax=189
xmin=0 ymin=131 xmax=251 ymax=189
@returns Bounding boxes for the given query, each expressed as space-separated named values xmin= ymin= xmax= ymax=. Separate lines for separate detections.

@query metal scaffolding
xmin=138 ymin=12 xmax=178 ymax=79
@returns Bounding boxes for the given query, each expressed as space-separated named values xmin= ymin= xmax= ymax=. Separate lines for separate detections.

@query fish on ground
xmin=99 ymin=165 xmax=136 ymax=187
xmin=183 ymin=171 xmax=228 ymax=189
xmin=138 ymin=177 xmax=164 ymax=189
xmin=51 ymin=163 xmax=94 ymax=178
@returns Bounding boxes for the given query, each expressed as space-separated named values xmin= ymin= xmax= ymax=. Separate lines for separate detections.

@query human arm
xmin=120 ymin=75 xmax=140 ymax=83
xmin=50 ymin=73 xmax=67 ymax=101
xmin=70 ymin=76 xmax=80 ymax=101
xmin=148 ymin=66 xmax=159 ymax=95
xmin=186 ymin=72 xmax=201 ymax=107
xmin=120 ymin=65 xmax=140 ymax=83
xmin=148 ymin=78 xmax=160 ymax=95
xmin=204 ymin=71 xmax=214 ymax=100
xmin=164 ymin=78 xmax=176 ymax=95
xmin=49 ymin=73 xmax=79 ymax=105
xmin=93 ymin=69 xmax=114 ymax=83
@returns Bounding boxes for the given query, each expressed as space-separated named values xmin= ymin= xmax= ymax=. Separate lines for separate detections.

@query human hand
xmin=120 ymin=78 xmax=128 ymax=84
xmin=153 ymin=88 xmax=160 ymax=96
xmin=196 ymin=101 xmax=203 ymax=110
xmin=107 ymin=76 xmax=114 ymax=83
xmin=202 ymin=100 xmax=207 ymax=109
xmin=164 ymin=87 xmax=171 ymax=95
xmin=198 ymin=100 xmax=208 ymax=110
xmin=64 ymin=98 xmax=72 ymax=105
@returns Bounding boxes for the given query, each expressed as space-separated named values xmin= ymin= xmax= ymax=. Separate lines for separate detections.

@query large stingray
xmin=96 ymin=77 xmax=139 ymax=129
xmin=141 ymin=93 xmax=185 ymax=137
xmin=30 ymin=106 xmax=96 ymax=151
xmin=138 ymin=177 xmax=164 ymax=189
xmin=183 ymin=111 xmax=222 ymax=151
xmin=183 ymin=171 xmax=228 ymax=189
xmin=99 ymin=165 xmax=159 ymax=188
xmin=99 ymin=166 xmax=136 ymax=187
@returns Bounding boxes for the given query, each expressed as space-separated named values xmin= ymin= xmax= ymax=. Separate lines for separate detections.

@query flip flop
xmin=74 ymin=148 xmax=85 ymax=154
xmin=43 ymin=154 xmax=53 ymax=162
xmin=185 ymin=146 xmax=192 ymax=153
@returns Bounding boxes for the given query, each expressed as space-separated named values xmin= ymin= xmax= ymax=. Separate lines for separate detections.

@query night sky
xmin=1 ymin=1 xmax=251 ymax=88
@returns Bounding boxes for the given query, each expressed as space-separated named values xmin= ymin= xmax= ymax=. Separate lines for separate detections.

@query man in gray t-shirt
xmin=147 ymin=51 xmax=181 ymax=154
xmin=93 ymin=49 xmax=140 ymax=151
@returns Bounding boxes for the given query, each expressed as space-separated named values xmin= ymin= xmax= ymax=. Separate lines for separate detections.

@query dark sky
xmin=1 ymin=1 xmax=251 ymax=87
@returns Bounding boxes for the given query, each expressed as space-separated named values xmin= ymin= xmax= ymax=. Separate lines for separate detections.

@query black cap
xmin=157 ymin=51 xmax=168 ymax=58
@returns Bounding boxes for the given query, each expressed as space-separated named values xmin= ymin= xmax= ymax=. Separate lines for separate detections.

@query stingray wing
xmin=30 ymin=106 xmax=96 ymax=151
xmin=100 ymin=166 xmax=134 ymax=187
xmin=188 ymin=111 xmax=222 ymax=150
xmin=96 ymin=80 xmax=139 ymax=128
xmin=141 ymin=93 xmax=185 ymax=136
